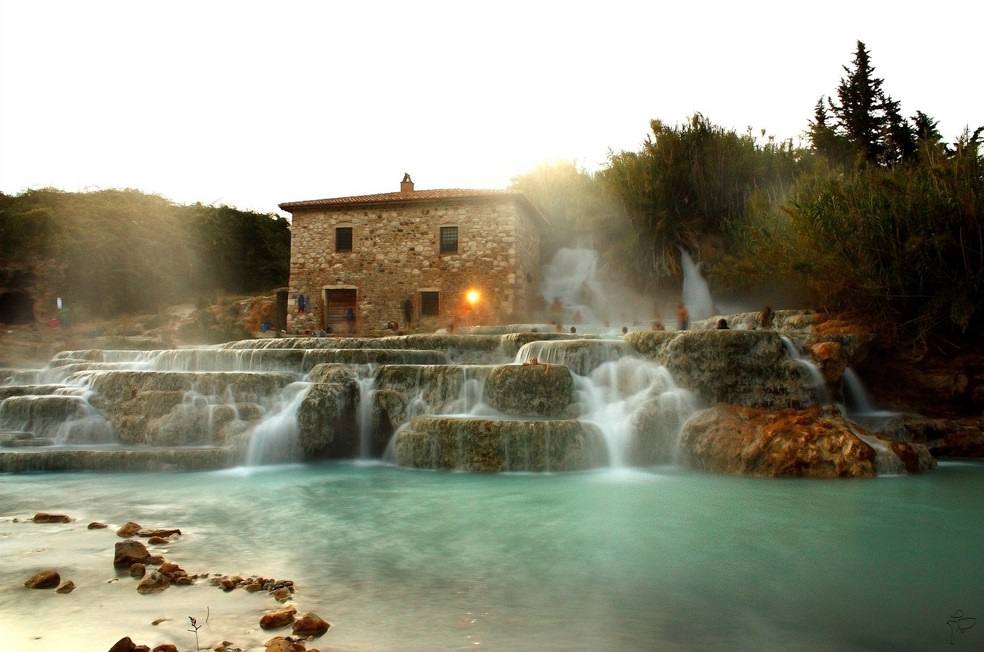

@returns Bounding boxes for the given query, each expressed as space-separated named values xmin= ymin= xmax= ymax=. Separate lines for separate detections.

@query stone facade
xmin=281 ymin=177 xmax=544 ymax=334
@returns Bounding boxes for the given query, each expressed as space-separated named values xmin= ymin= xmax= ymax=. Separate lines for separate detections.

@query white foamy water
xmin=575 ymin=356 xmax=697 ymax=467
xmin=244 ymin=382 xmax=312 ymax=465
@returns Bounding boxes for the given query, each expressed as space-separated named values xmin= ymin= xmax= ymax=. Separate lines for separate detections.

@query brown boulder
xmin=24 ymin=569 xmax=60 ymax=589
xmin=117 ymin=522 xmax=142 ymax=537
xmin=139 ymin=528 xmax=181 ymax=539
xmin=56 ymin=580 xmax=76 ymax=593
xmin=272 ymin=586 xmax=292 ymax=602
xmin=809 ymin=340 xmax=848 ymax=385
xmin=88 ymin=521 xmax=109 ymax=529
xmin=32 ymin=512 xmax=71 ymax=523
xmin=260 ymin=605 xmax=298 ymax=630
xmin=292 ymin=612 xmax=331 ymax=637
xmin=108 ymin=637 xmax=138 ymax=652
xmin=136 ymin=571 xmax=170 ymax=594
xmin=114 ymin=540 xmax=151 ymax=568
xmin=152 ymin=645 xmax=178 ymax=652
xmin=264 ymin=637 xmax=307 ymax=652
xmin=130 ymin=563 xmax=147 ymax=579
xmin=680 ymin=404 xmax=878 ymax=478
xmin=889 ymin=441 xmax=937 ymax=473
xmin=147 ymin=536 xmax=169 ymax=545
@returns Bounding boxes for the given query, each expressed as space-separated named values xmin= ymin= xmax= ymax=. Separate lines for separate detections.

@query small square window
xmin=420 ymin=291 xmax=440 ymax=316
xmin=336 ymin=227 xmax=353 ymax=252
xmin=439 ymin=226 xmax=458 ymax=254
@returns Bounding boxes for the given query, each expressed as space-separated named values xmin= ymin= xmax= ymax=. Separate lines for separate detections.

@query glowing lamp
xmin=465 ymin=289 xmax=481 ymax=307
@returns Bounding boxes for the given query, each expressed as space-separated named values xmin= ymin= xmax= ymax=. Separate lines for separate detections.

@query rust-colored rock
xmin=130 ymin=563 xmax=147 ymax=579
xmin=88 ymin=521 xmax=108 ymax=529
xmin=146 ymin=555 xmax=164 ymax=565
xmin=680 ymin=404 xmax=878 ymax=478
xmin=151 ymin=645 xmax=178 ymax=652
xmin=272 ymin=587 xmax=293 ymax=602
xmin=888 ymin=441 xmax=937 ymax=473
xmin=32 ymin=512 xmax=71 ymax=523
xmin=147 ymin=536 xmax=169 ymax=545
xmin=292 ymin=612 xmax=331 ymax=638
xmin=810 ymin=340 xmax=847 ymax=385
xmin=56 ymin=580 xmax=76 ymax=593
xmin=136 ymin=571 xmax=170 ymax=594
xmin=114 ymin=540 xmax=151 ymax=568
xmin=108 ymin=637 xmax=138 ymax=652
xmin=24 ymin=569 xmax=60 ymax=589
xmin=139 ymin=528 xmax=181 ymax=539
xmin=259 ymin=605 xmax=297 ymax=630
xmin=214 ymin=641 xmax=245 ymax=652
xmin=116 ymin=522 xmax=142 ymax=537
xmin=264 ymin=637 xmax=307 ymax=652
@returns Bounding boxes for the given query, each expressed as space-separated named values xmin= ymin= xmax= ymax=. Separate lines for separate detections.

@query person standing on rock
xmin=402 ymin=297 xmax=413 ymax=329
xmin=676 ymin=303 xmax=689 ymax=331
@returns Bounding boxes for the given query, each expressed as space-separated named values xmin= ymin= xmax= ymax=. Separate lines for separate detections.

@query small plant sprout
xmin=187 ymin=606 xmax=210 ymax=651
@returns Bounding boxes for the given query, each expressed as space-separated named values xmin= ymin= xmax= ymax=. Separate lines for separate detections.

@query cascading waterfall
xmin=574 ymin=356 xmax=696 ymax=467
xmin=679 ymin=248 xmax=715 ymax=321
xmin=245 ymin=382 xmax=312 ymax=465
xmin=780 ymin=336 xmax=829 ymax=405
xmin=355 ymin=366 xmax=377 ymax=458
xmin=540 ymin=248 xmax=606 ymax=324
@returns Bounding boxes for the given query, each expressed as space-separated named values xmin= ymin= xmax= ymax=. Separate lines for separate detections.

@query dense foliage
xmin=0 ymin=188 xmax=290 ymax=318
xmin=512 ymin=41 xmax=983 ymax=339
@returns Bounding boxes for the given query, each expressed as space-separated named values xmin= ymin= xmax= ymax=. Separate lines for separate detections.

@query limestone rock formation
xmin=680 ymin=404 xmax=883 ymax=478
xmin=296 ymin=380 xmax=358 ymax=458
xmin=394 ymin=416 xmax=608 ymax=472
xmin=484 ymin=364 xmax=576 ymax=417
xmin=626 ymin=330 xmax=814 ymax=408
xmin=0 ymin=446 xmax=236 ymax=473
xmin=513 ymin=339 xmax=629 ymax=375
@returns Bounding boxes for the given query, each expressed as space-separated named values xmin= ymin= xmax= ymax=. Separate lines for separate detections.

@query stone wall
xmin=287 ymin=197 xmax=541 ymax=334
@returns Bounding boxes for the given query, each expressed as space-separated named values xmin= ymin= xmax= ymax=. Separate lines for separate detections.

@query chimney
xmin=400 ymin=172 xmax=414 ymax=194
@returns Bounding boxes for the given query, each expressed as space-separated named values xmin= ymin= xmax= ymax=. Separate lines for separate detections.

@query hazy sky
xmin=1 ymin=0 xmax=980 ymax=216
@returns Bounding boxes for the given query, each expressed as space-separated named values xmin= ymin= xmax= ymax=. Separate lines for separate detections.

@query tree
xmin=830 ymin=41 xmax=885 ymax=164
xmin=880 ymin=94 xmax=917 ymax=165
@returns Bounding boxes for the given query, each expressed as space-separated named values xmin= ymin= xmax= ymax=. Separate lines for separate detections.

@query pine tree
xmin=880 ymin=95 xmax=916 ymax=165
xmin=912 ymin=110 xmax=949 ymax=162
xmin=830 ymin=41 xmax=885 ymax=163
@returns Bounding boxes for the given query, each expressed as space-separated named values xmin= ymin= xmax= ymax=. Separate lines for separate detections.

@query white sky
xmin=1 ymin=0 xmax=981 ymax=216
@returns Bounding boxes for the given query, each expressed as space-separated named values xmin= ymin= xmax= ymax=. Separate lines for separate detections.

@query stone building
xmin=280 ymin=175 xmax=546 ymax=334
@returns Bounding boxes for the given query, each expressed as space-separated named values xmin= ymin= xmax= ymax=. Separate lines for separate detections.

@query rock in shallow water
xmin=23 ymin=569 xmax=60 ymax=589
xmin=117 ymin=521 xmax=142 ymax=537
xmin=680 ymin=404 xmax=879 ymax=478
xmin=114 ymin=540 xmax=151 ymax=568
xmin=136 ymin=571 xmax=170 ymax=594
xmin=56 ymin=580 xmax=76 ymax=593
xmin=260 ymin=605 xmax=297 ymax=629
xmin=292 ymin=612 xmax=331 ymax=637
xmin=32 ymin=512 xmax=71 ymax=523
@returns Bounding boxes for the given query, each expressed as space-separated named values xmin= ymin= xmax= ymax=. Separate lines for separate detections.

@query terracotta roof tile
xmin=279 ymin=187 xmax=548 ymax=226
xmin=279 ymin=188 xmax=517 ymax=210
